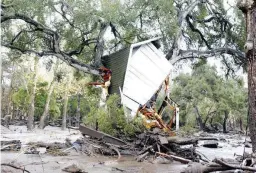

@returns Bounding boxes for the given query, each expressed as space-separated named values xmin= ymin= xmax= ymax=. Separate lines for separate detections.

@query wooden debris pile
xmin=1 ymin=140 xmax=21 ymax=151
xmin=78 ymin=125 xmax=210 ymax=163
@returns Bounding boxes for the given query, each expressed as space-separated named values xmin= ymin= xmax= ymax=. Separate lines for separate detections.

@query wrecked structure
xmin=91 ymin=37 xmax=179 ymax=132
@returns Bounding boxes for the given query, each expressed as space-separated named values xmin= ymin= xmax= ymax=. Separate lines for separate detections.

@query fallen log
xmin=166 ymin=137 xmax=218 ymax=145
xmin=156 ymin=152 xmax=192 ymax=164
xmin=202 ymin=140 xmax=218 ymax=148
xmin=198 ymin=137 xmax=218 ymax=141
xmin=213 ymin=158 xmax=256 ymax=172
xmin=167 ymin=137 xmax=198 ymax=145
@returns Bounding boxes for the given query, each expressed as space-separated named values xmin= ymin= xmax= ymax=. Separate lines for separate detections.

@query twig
xmin=1 ymin=163 xmax=31 ymax=173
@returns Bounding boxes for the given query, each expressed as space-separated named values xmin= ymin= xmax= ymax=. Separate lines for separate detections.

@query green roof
xmin=102 ymin=47 xmax=130 ymax=95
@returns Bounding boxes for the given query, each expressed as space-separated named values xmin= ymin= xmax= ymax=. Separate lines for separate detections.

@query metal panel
xmin=122 ymin=43 xmax=172 ymax=113
xmin=102 ymin=47 xmax=130 ymax=94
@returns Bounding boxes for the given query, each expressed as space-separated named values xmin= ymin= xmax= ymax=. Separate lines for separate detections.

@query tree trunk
xmin=194 ymin=106 xmax=204 ymax=130
xmin=223 ymin=111 xmax=228 ymax=133
xmin=39 ymin=80 xmax=55 ymax=129
xmin=68 ymin=104 xmax=72 ymax=127
xmin=240 ymin=117 xmax=243 ymax=131
xmin=237 ymin=0 xmax=256 ymax=152
xmin=27 ymin=57 xmax=38 ymax=131
xmin=75 ymin=94 xmax=81 ymax=127
xmin=61 ymin=77 xmax=70 ymax=130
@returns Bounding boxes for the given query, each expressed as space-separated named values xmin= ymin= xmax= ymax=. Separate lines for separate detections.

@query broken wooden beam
xmin=79 ymin=124 xmax=127 ymax=146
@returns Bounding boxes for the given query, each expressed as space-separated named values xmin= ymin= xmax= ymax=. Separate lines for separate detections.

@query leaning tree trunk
xmin=75 ymin=94 xmax=81 ymax=127
xmin=238 ymin=0 xmax=256 ymax=152
xmin=27 ymin=57 xmax=38 ymax=131
xmin=39 ymin=80 xmax=55 ymax=129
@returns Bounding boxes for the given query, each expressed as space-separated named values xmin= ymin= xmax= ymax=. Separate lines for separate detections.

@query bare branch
xmin=169 ymin=47 xmax=245 ymax=64
xmin=186 ymin=15 xmax=212 ymax=49
xmin=67 ymin=38 xmax=97 ymax=56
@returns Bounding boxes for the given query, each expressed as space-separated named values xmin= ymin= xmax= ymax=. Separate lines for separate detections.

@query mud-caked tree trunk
xmin=27 ymin=57 xmax=38 ymax=131
xmin=237 ymin=0 xmax=256 ymax=152
xmin=39 ymin=80 xmax=56 ymax=129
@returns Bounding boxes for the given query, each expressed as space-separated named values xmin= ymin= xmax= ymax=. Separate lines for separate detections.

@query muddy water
xmin=1 ymin=151 xmax=186 ymax=173
xmin=196 ymin=133 xmax=251 ymax=160
xmin=1 ymin=126 xmax=252 ymax=173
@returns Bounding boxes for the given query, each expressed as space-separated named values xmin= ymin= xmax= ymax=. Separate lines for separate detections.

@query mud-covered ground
xmin=0 ymin=125 xmax=252 ymax=173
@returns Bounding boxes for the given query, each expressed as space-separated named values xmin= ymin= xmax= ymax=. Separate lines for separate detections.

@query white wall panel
xmin=121 ymin=42 xmax=172 ymax=113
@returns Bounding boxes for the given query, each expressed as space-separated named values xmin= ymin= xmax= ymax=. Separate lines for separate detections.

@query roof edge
xmin=131 ymin=37 xmax=162 ymax=48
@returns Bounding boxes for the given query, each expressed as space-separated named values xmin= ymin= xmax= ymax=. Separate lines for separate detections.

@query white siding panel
xmin=122 ymin=43 xmax=172 ymax=113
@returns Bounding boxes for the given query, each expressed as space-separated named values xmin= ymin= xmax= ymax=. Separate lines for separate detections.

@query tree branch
xmin=1 ymin=12 xmax=100 ymax=75
xmin=170 ymin=48 xmax=245 ymax=64
xmin=186 ymin=15 xmax=212 ymax=49
xmin=67 ymin=38 xmax=97 ymax=56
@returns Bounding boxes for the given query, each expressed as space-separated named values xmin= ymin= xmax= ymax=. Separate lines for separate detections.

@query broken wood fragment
xmin=136 ymin=151 xmax=150 ymax=162
xmin=1 ymin=140 xmax=21 ymax=151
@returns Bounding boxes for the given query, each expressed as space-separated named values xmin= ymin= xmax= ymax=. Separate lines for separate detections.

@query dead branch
xmin=109 ymin=145 xmax=122 ymax=161
xmin=156 ymin=152 xmax=192 ymax=164
xmin=1 ymin=163 xmax=31 ymax=173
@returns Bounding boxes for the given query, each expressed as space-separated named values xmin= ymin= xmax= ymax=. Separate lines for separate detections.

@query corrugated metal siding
xmin=122 ymin=43 xmax=172 ymax=112
xmin=102 ymin=47 xmax=130 ymax=95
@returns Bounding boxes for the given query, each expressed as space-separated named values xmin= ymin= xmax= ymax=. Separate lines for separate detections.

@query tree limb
xmin=1 ymin=11 xmax=100 ymax=75
xmin=170 ymin=48 xmax=245 ymax=64
xmin=186 ymin=15 xmax=211 ymax=49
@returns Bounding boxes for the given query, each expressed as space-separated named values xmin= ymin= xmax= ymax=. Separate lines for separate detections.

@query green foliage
xmin=83 ymin=94 xmax=144 ymax=137
xmin=179 ymin=125 xmax=199 ymax=136
xmin=171 ymin=62 xmax=248 ymax=129
xmin=12 ymin=88 xmax=30 ymax=110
